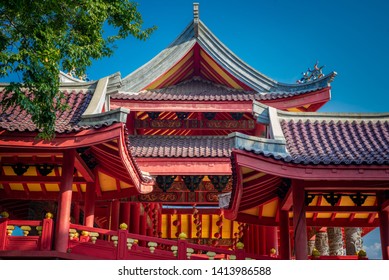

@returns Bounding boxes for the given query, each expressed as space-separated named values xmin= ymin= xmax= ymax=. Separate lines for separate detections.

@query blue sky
xmin=88 ymin=0 xmax=389 ymax=113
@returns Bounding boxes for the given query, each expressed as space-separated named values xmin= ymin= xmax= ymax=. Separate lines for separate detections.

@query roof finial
xmin=193 ymin=3 xmax=199 ymax=21
xmin=193 ymin=3 xmax=199 ymax=38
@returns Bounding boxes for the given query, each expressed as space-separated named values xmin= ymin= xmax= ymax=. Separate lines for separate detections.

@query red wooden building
xmin=1 ymin=3 xmax=388 ymax=260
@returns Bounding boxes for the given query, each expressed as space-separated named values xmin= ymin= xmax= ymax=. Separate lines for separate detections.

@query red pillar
xmin=55 ymin=149 xmax=75 ymax=253
xmin=279 ymin=210 xmax=291 ymax=260
xmin=254 ymin=123 xmax=266 ymax=137
xmin=140 ymin=204 xmax=147 ymax=236
xmin=379 ymin=208 xmax=389 ymax=260
xmin=259 ymin=226 xmax=266 ymax=255
xmin=265 ymin=226 xmax=278 ymax=255
xmin=120 ymin=202 xmax=131 ymax=225
xmin=84 ymin=183 xmax=96 ymax=227
xmin=130 ymin=203 xmax=140 ymax=234
xmin=292 ymin=181 xmax=308 ymax=260
xmin=111 ymin=200 xmax=120 ymax=230
xmin=73 ymin=202 xmax=80 ymax=224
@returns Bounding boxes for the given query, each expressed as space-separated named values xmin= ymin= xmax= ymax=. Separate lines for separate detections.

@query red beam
xmin=305 ymin=217 xmax=379 ymax=227
xmin=0 ymin=123 xmax=123 ymax=149
xmin=111 ymin=100 xmax=253 ymax=113
xmin=280 ymin=188 xmax=293 ymax=211
xmin=305 ymin=206 xmax=378 ymax=213
xmin=0 ymin=156 xmax=62 ymax=164
xmin=74 ymin=153 xmax=95 ymax=182
xmin=236 ymin=213 xmax=277 ymax=226
xmin=0 ymin=176 xmax=86 ymax=184
xmin=261 ymin=87 xmax=331 ymax=111
xmin=234 ymin=150 xmax=389 ymax=181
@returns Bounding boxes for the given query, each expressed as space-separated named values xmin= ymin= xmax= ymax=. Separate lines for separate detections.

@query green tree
xmin=0 ymin=0 xmax=156 ymax=139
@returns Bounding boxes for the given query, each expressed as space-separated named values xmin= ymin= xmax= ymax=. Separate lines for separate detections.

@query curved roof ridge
xmin=197 ymin=20 xmax=277 ymax=92
xmin=120 ymin=16 xmax=336 ymax=94
xmin=277 ymin=109 xmax=389 ymax=122
xmin=121 ymin=21 xmax=196 ymax=92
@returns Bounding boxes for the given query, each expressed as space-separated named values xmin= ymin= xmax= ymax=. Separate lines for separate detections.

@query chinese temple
xmin=1 ymin=3 xmax=388 ymax=260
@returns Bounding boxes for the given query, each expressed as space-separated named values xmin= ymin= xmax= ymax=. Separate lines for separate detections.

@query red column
xmin=139 ymin=204 xmax=147 ymax=236
xmin=73 ymin=202 xmax=80 ymax=224
xmin=292 ymin=181 xmax=308 ymax=260
xmin=120 ymin=202 xmax=131 ymax=225
xmin=126 ymin=111 xmax=136 ymax=135
xmin=254 ymin=123 xmax=266 ymax=137
xmin=259 ymin=226 xmax=266 ymax=255
xmin=265 ymin=226 xmax=278 ymax=255
xmin=111 ymin=200 xmax=120 ymax=230
xmin=55 ymin=149 xmax=75 ymax=253
xmin=279 ymin=210 xmax=291 ymax=260
xmin=130 ymin=203 xmax=140 ymax=234
xmin=379 ymin=208 xmax=389 ymax=260
xmin=0 ymin=218 xmax=8 ymax=250
xmin=84 ymin=183 xmax=96 ymax=227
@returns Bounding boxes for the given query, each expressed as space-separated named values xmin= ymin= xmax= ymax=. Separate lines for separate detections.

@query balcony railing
xmin=0 ymin=218 xmax=54 ymax=251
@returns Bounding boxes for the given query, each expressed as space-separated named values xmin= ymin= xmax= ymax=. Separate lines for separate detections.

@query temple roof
xmin=119 ymin=13 xmax=336 ymax=95
xmin=0 ymin=73 xmax=124 ymax=133
xmin=232 ymin=101 xmax=389 ymax=165
xmin=0 ymin=76 xmax=154 ymax=198
xmin=0 ymin=88 xmax=93 ymax=133
xmin=129 ymin=135 xmax=232 ymax=158
xmin=113 ymin=76 xmax=328 ymax=102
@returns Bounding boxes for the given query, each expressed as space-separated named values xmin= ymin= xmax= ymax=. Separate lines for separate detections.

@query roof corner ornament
xmin=193 ymin=2 xmax=199 ymax=38
xmin=297 ymin=61 xmax=325 ymax=84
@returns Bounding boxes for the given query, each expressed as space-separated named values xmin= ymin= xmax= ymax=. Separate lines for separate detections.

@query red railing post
xmin=117 ymin=230 xmax=128 ymax=260
xmin=40 ymin=218 xmax=54 ymax=251
xmin=0 ymin=218 xmax=8 ymax=250
xmin=177 ymin=240 xmax=188 ymax=260
xmin=235 ymin=248 xmax=245 ymax=260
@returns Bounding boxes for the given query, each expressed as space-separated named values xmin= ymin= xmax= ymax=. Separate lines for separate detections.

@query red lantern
xmin=214 ymin=232 xmax=221 ymax=239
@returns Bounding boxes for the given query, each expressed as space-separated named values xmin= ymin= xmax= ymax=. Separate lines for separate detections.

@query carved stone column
xmin=345 ymin=227 xmax=363 ymax=255
xmin=328 ymin=227 xmax=344 ymax=256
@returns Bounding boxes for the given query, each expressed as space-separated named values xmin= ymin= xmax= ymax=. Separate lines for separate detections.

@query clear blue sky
xmin=88 ymin=0 xmax=389 ymax=113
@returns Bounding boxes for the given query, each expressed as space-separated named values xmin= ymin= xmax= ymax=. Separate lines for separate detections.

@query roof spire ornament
xmin=297 ymin=61 xmax=325 ymax=84
xmin=193 ymin=3 xmax=199 ymax=37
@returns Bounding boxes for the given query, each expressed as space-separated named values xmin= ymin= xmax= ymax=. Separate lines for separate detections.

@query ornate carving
xmin=230 ymin=112 xmax=243 ymax=120
xmin=147 ymin=112 xmax=160 ymax=120
xmin=156 ymin=175 xmax=177 ymax=192
xmin=176 ymin=112 xmax=190 ymax=120
xmin=297 ymin=61 xmax=325 ymax=84
xmin=349 ymin=192 xmax=368 ymax=206
xmin=206 ymin=193 xmax=219 ymax=202
xmin=135 ymin=119 xmax=255 ymax=130
xmin=209 ymin=175 xmax=230 ymax=192
xmin=138 ymin=193 xmax=178 ymax=202
xmin=12 ymin=163 xmax=29 ymax=176
xmin=151 ymin=119 xmax=181 ymax=128
xmin=323 ymin=192 xmax=341 ymax=206
xmin=182 ymin=175 xmax=204 ymax=192
xmin=202 ymin=112 xmax=216 ymax=120
xmin=37 ymin=164 xmax=55 ymax=176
